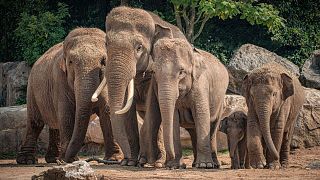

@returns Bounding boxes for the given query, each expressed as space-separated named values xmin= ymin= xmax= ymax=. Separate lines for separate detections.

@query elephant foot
xmin=250 ymin=157 xmax=265 ymax=169
xmin=120 ymin=158 xmax=138 ymax=166
xmin=64 ymin=156 xmax=79 ymax=163
xmin=16 ymin=146 xmax=38 ymax=164
xmin=281 ymin=161 xmax=289 ymax=169
xmin=154 ymin=161 xmax=164 ymax=168
xmin=104 ymin=153 xmax=123 ymax=163
xmin=195 ymin=154 xmax=215 ymax=169
xmin=195 ymin=162 xmax=214 ymax=169
xmin=137 ymin=156 xmax=147 ymax=168
xmin=212 ymin=159 xmax=220 ymax=169
xmin=45 ymin=155 xmax=58 ymax=163
xmin=16 ymin=153 xmax=38 ymax=165
xmin=266 ymin=161 xmax=281 ymax=170
xmin=165 ymin=160 xmax=186 ymax=170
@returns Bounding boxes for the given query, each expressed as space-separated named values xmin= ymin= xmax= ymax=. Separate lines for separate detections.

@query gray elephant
xmin=16 ymin=28 xmax=122 ymax=164
xmin=220 ymin=111 xmax=250 ymax=169
xmin=141 ymin=37 xmax=229 ymax=169
xmin=91 ymin=6 xmax=186 ymax=166
xmin=242 ymin=62 xmax=305 ymax=169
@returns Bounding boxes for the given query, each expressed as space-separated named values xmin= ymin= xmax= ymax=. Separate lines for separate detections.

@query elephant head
xmin=61 ymin=28 xmax=107 ymax=161
xmin=220 ymin=111 xmax=247 ymax=167
xmin=151 ymin=37 xmax=206 ymax=160
xmin=242 ymin=66 xmax=294 ymax=161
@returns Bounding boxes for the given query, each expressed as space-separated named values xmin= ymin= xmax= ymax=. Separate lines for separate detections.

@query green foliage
xmin=271 ymin=0 xmax=320 ymax=66
xmin=14 ymin=2 xmax=69 ymax=65
xmin=171 ymin=0 xmax=284 ymax=43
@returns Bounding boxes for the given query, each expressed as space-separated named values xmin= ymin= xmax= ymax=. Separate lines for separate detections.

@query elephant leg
xmin=231 ymin=147 xmax=240 ymax=169
xmin=280 ymin=122 xmax=295 ymax=168
xmin=210 ymin=120 xmax=221 ymax=168
xmin=45 ymin=129 xmax=60 ymax=163
xmin=139 ymin=82 xmax=164 ymax=168
xmin=57 ymin=101 xmax=76 ymax=162
xmin=17 ymin=94 xmax=44 ymax=164
xmin=238 ymin=138 xmax=246 ymax=169
xmin=97 ymin=103 xmax=123 ymax=162
xmin=186 ymin=128 xmax=197 ymax=167
xmin=247 ymin=110 xmax=264 ymax=169
xmin=122 ymin=101 xmax=140 ymax=166
xmin=193 ymin=98 xmax=214 ymax=169
xmin=166 ymin=110 xmax=185 ymax=169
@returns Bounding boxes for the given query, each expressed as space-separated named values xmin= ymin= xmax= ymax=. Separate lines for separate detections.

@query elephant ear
xmin=59 ymin=54 xmax=67 ymax=73
xmin=153 ymin=24 xmax=173 ymax=44
xmin=281 ymin=73 xmax=294 ymax=100
xmin=220 ymin=118 xmax=228 ymax=134
xmin=191 ymin=49 xmax=206 ymax=81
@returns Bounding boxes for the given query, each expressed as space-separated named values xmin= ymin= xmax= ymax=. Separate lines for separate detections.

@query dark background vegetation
xmin=1 ymin=0 xmax=319 ymax=66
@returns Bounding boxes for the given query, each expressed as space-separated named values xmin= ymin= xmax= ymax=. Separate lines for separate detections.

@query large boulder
xmin=291 ymin=88 xmax=320 ymax=149
xmin=0 ymin=61 xmax=30 ymax=107
xmin=0 ymin=105 xmax=49 ymax=155
xmin=228 ymin=44 xmax=300 ymax=94
xmin=300 ymin=50 xmax=320 ymax=90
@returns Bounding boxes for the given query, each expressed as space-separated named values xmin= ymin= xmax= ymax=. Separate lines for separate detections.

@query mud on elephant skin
xmin=141 ymin=37 xmax=229 ymax=169
xmin=242 ymin=62 xmax=305 ymax=169
xmin=92 ymin=6 xmax=187 ymax=166
xmin=16 ymin=28 xmax=122 ymax=164
xmin=220 ymin=111 xmax=250 ymax=169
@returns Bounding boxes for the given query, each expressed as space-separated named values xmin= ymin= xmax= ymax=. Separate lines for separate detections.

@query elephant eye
xmin=69 ymin=60 xmax=72 ymax=64
xmin=136 ymin=44 xmax=143 ymax=52
xmin=100 ymin=57 xmax=106 ymax=66
xmin=179 ymin=68 xmax=186 ymax=76
xmin=273 ymin=92 xmax=277 ymax=97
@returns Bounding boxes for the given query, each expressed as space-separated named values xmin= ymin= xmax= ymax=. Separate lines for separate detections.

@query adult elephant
xmin=92 ymin=6 xmax=186 ymax=166
xmin=242 ymin=62 xmax=305 ymax=169
xmin=141 ymin=37 xmax=229 ymax=169
xmin=16 ymin=28 xmax=122 ymax=164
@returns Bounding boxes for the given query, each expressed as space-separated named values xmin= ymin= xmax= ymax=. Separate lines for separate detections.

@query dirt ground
xmin=0 ymin=146 xmax=319 ymax=180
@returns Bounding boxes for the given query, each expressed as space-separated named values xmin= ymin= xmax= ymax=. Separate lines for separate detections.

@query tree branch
xmin=174 ymin=5 xmax=184 ymax=34
xmin=195 ymin=11 xmax=203 ymax=25
xmin=192 ymin=16 xmax=210 ymax=42
xmin=187 ymin=4 xmax=196 ymax=42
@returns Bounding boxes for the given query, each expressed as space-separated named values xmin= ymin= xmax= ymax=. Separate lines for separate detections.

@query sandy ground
xmin=0 ymin=146 xmax=319 ymax=180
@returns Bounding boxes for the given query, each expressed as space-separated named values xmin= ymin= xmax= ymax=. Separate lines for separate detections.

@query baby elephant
xmin=142 ymin=35 xmax=229 ymax=169
xmin=220 ymin=111 xmax=250 ymax=169
xmin=242 ymin=62 xmax=305 ymax=169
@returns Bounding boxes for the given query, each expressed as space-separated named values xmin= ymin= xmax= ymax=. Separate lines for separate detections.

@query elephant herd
xmin=16 ymin=6 xmax=305 ymax=170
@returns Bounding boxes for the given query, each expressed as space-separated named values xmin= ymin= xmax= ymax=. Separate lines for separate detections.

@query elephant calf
xmin=242 ymin=62 xmax=305 ymax=169
xmin=142 ymin=36 xmax=229 ymax=169
xmin=220 ymin=111 xmax=250 ymax=169
xmin=16 ymin=28 xmax=122 ymax=164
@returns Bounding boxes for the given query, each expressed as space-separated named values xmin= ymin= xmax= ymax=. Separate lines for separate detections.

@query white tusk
xmin=91 ymin=76 xmax=107 ymax=102
xmin=115 ymin=79 xmax=134 ymax=114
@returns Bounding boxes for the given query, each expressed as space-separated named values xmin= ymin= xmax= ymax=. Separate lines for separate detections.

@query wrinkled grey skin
xmin=242 ymin=62 xmax=305 ymax=169
xmin=16 ymin=28 xmax=122 ymax=164
xmin=96 ymin=6 xmax=187 ymax=166
xmin=220 ymin=111 xmax=250 ymax=169
xmin=142 ymin=37 xmax=229 ymax=169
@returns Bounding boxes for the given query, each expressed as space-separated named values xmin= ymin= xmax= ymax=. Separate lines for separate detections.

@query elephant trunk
xmin=158 ymin=83 xmax=177 ymax=161
xmin=106 ymin=53 xmax=136 ymax=158
xmin=256 ymin=101 xmax=279 ymax=160
xmin=65 ymin=75 xmax=98 ymax=162
xmin=229 ymin=138 xmax=239 ymax=159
